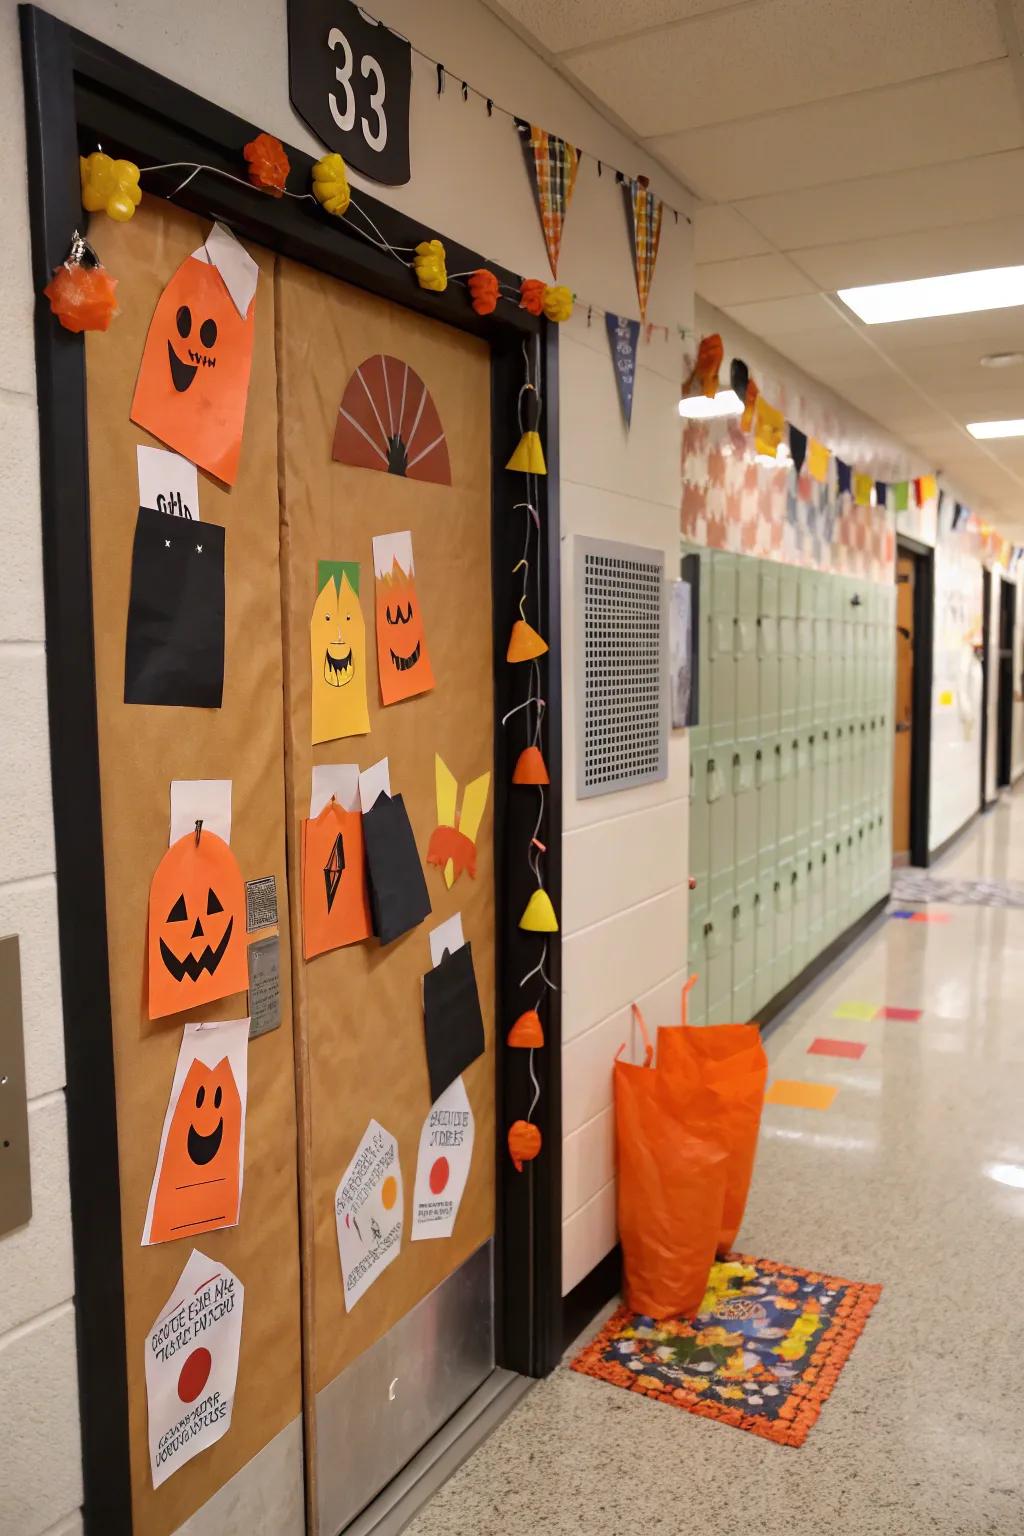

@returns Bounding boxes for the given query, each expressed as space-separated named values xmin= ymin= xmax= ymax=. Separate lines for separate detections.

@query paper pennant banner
xmin=145 ymin=1248 xmax=243 ymax=1488
xmin=853 ymin=472 xmax=873 ymax=506
xmin=754 ymin=396 xmax=785 ymax=458
xmin=875 ymin=480 xmax=888 ymax=510
xmin=836 ymin=458 xmax=852 ymax=496
xmin=788 ymin=424 xmax=807 ymax=473
xmin=623 ymin=177 xmax=663 ymax=324
xmin=518 ymin=121 xmax=579 ymax=279
xmin=807 ymin=438 xmax=830 ymax=483
xmin=892 ymin=481 xmax=910 ymax=513
xmin=411 ymin=1076 xmax=474 ymax=1241
xmin=915 ymin=474 xmax=938 ymax=505
xmin=143 ymin=1018 xmax=249 ymax=1246
xmin=605 ymin=312 xmax=640 ymax=429
xmin=335 ymin=1119 xmax=403 ymax=1311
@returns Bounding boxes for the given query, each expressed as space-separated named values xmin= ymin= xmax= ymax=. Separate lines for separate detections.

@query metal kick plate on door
xmin=0 ymin=935 xmax=32 ymax=1236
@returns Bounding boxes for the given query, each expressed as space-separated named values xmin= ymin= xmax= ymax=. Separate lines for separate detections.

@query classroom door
xmin=275 ymin=260 xmax=497 ymax=1534
xmin=997 ymin=577 xmax=1016 ymax=789
xmin=892 ymin=554 xmax=914 ymax=861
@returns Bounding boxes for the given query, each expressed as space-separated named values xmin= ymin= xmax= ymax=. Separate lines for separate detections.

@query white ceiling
xmin=486 ymin=0 xmax=1024 ymax=528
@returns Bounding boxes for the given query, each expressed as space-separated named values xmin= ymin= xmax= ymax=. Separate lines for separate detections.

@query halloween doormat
xmin=890 ymin=871 xmax=1024 ymax=908
xmin=570 ymin=1256 xmax=881 ymax=1447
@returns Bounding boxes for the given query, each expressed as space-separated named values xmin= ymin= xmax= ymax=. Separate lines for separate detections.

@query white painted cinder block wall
xmin=0 ymin=0 xmax=694 ymax=1527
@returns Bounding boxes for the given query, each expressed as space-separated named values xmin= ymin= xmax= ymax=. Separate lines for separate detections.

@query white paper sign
xmin=137 ymin=446 xmax=200 ymax=521
xmin=372 ymin=530 xmax=414 ymax=579
xmin=310 ymin=763 xmax=360 ymax=816
xmin=358 ymin=756 xmax=392 ymax=814
xmin=169 ymin=779 xmax=232 ymax=846
xmin=142 ymin=1018 xmax=249 ymax=1246
xmin=193 ymin=222 xmax=259 ymax=320
xmin=428 ymin=912 xmax=465 ymax=969
xmin=411 ymin=1077 xmax=474 ymax=1242
xmin=335 ymin=1118 xmax=403 ymax=1311
xmin=145 ymin=1248 xmax=243 ymax=1488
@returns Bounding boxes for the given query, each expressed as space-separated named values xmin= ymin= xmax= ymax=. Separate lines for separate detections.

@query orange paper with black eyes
xmin=131 ymin=253 xmax=255 ymax=485
xmin=144 ymin=1019 xmax=248 ymax=1245
xmin=372 ymin=531 xmax=435 ymax=705
xmin=301 ymin=798 xmax=374 ymax=959
xmin=147 ymin=830 xmax=249 ymax=1019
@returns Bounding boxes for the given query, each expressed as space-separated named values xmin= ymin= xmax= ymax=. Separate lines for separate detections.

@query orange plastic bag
xmin=656 ymin=975 xmax=767 ymax=1253
xmin=614 ymin=1006 xmax=728 ymax=1319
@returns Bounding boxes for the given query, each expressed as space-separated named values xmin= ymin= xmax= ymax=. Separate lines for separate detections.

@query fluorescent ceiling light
xmin=967 ymin=419 xmax=1024 ymax=440
xmin=678 ymin=388 xmax=743 ymax=420
xmin=838 ymin=265 xmax=1024 ymax=325
xmin=986 ymin=1162 xmax=1024 ymax=1190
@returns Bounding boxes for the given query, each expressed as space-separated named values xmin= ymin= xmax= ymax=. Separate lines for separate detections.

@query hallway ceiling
xmin=486 ymin=0 xmax=1024 ymax=529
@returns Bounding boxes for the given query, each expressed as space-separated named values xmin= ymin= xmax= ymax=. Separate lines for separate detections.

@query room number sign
xmin=289 ymin=0 xmax=412 ymax=185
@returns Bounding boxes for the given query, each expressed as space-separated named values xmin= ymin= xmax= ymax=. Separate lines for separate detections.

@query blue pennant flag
xmin=605 ymin=311 xmax=640 ymax=429
xmin=836 ymin=457 xmax=852 ymax=497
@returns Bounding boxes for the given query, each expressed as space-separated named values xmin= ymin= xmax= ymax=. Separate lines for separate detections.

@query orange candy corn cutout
xmin=148 ymin=829 xmax=248 ymax=1020
xmin=507 ymin=1009 xmax=544 ymax=1048
xmin=513 ymin=745 xmax=549 ymax=785
xmin=507 ymin=619 xmax=548 ymax=662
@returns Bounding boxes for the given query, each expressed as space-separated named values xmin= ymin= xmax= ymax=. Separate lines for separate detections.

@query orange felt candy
xmin=426 ymin=824 xmax=477 ymax=880
xmin=44 ymin=261 xmax=118 ymax=333
xmin=683 ymin=333 xmax=724 ymax=399
xmin=244 ymin=132 xmax=290 ymax=196
xmin=512 ymin=745 xmax=549 ymax=785
xmin=519 ymin=279 xmax=546 ymax=317
xmin=468 ymin=268 xmax=499 ymax=315
xmin=507 ymin=1009 xmax=544 ymax=1048
xmin=508 ymin=1119 xmax=542 ymax=1171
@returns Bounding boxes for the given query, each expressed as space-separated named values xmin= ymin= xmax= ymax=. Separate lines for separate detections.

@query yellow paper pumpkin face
xmin=310 ymin=562 xmax=369 ymax=743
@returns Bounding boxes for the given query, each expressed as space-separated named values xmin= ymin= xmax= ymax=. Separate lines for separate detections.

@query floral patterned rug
xmin=570 ymin=1256 xmax=881 ymax=1447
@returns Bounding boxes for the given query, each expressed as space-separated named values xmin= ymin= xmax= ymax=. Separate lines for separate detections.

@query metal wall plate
xmin=0 ymin=934 xmax=32 ymax=1237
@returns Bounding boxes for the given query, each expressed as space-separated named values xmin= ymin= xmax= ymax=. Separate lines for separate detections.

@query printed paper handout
xmin=145 ymin=1248 xmax=243 ymax=1488
xmin=143 ymin=1018 xmax=249 ymax=1245
xmin=131 ymin=223 xmax=258 ymax=485
xmin=310 ymin=561 xmax=370 ymax=744
xmin=372 ymin=532 xmax=435 ymax=705
xmin=123 ymin=508 xmax=224 ymax=708
xmin=411 ymin=1076 xmax=474 ymax=1241
xmin=148 ymin=827 xmax=248 ymax=1020
xmin=335 ymin=1119 xmax=404 ymax=1312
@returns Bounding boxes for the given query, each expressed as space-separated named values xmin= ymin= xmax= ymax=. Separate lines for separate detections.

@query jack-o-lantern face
xmin=131 ymin=251 xmax=256 ymax=485
xmin=374 ymin=556 xmax=435 ymax=705
xmin=149 ymin=1056 xmax=243 ymax=1243
xmin=148 ymin=831 xmax=248 ymax=1020
xmin=311 ymin=562 xmax=369 ymax=743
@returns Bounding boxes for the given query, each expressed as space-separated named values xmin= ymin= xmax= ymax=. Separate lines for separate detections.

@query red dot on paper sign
xmin=429 ymin=1157 xmax=450 ymax=1195
xmin=177 ymin=1347 xmax=212 ymax=1404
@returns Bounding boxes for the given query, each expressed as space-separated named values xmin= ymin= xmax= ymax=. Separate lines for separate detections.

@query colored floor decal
xmin=891 ymin=872 xmax=1024 ymax=908
xmin=832 ymin=1001 xmax=879 ymax=1021
xmin=879 ymin=1006 xmax=922 ymax=1022
xmin=571 ymin=1255 xmax=882 ymax=1447
xmin=765 ymin=1080 xmax=838 ymax=1111
xmin=807 ymin=1038 xmax=866 ymax=1060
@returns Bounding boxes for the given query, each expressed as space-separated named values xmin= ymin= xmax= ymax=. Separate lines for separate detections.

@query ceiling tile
xmin=722 ymin=293 xmax=851 ymax=336
xmin=872 ymin=307 xmax=1024 ymax=355
xmin=757 ymin=325 xmax=883 ymax=378
xmin=566 ymin=0 xmax=1005 ymax=138
xmin=693 ymin=204 xmax=773 ymax=263
xmin=695 ymin=252 xmax=815 ymax=306
xmin=488 ymin=0 xmax=739 ymax=55
xmin=734 ymin=150 xmax=1024 ymax=252
xmin=793 ymin=215 xmax=1024 ymax=289
xmin=650 ymin=61 xmax=1022 ymax=202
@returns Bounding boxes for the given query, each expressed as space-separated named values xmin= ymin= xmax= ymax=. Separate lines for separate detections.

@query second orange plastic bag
xmin=656 ymin=976 xmax=768 ymax=1253
xmin=614 ymin=1006 xmax=729 ymax=1319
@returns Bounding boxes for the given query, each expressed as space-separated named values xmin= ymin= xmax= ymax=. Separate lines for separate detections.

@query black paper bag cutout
xmin=124 ymin=506 xmax=225 ymax=708
xmin=422 ymin=942 xmax=485 ymax=1102
xmin=362 ymin=791 xmax=431 ymax=944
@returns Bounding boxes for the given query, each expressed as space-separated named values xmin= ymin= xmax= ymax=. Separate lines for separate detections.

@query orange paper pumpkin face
xmin=374 ymin=560 xmax=435 ymax=704
xmin=131 ymin=254 xmax=255 ymax=484
xmin=149 ymin=1056 xmax=243 ymax=1242
xmin=302 ymin=800 xmax=373 ymax=959
xmin=148 ymin=832 xmax=248 ymax=1019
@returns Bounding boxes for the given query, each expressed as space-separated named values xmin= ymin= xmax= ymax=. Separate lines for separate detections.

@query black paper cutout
xmin=324 ymin=832 xmax=345 ymax=913
xmin=362 ymin=791 xmax=431 ymax=944
xmin=788 ymin=424 xmax=807 ymax=474
xmin=422 ymin=942 xmax=485 ymax=1102
xmin=124 ymin=506 xmax=225 ymax=708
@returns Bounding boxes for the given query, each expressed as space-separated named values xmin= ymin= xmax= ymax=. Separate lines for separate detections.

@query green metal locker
xmin=709 ymin=554 xmax=737 ymax=748
xmin=734 ymin=744 xmax=759 ymax=893
xmin=704 ymin=895 xmax=734 ymax=1025
xmin=756 ymin=737 xmax=779 ymax=881
xmin=778 ymin=566 xmax=798 ymax=735
xmin=689 ymin=744 xmax=710 ymax=911
xmin=731 ymin=885 xmax=756 ymax=1024
xmin=777 ymin=729 xmax=798 ymax=870
xmin=790 ymin=861 xmax=809 ymax=981
xmin=773 ymin=862 xmax=794 ymax=997
xmin=796 ymin=569 xmax=816 ymax=733
xmin=752 ymin=877 xmax=776 ymax=1018
xmin=735 ymin=556 xmax=760 ymax=744
xmin=707 ymin=749 xmax=735 ymax=906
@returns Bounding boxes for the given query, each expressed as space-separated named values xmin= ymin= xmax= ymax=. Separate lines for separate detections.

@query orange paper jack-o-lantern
xmin=131 ymin=253 xmax=256 ymax=485
xmin=374 ymin=558 xmax=435 ymax=705
xmin=148 ymin=831 xmax=248 ymax=1020
xmin=508 ymin=1119 xmax=542 ymax=1172
xmin=149 ymin=1056 xmax=243 ymax=1242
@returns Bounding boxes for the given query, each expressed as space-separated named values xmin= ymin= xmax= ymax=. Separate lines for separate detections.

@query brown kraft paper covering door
xmin=275 ymin=259 xmax=496 ymax=1527
xmin=84 ymin=203 xmax=303 ymax=1534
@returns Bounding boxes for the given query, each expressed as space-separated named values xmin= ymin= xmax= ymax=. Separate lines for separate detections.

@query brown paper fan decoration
xmin=332 ymin=354 xmax=452 ymax=485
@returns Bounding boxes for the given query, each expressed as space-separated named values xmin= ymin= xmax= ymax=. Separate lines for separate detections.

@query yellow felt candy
xmin=542 ymin=285 xmax=573 ymax=323
xmin=312 ymin=152 xmax=351 ymax=217
xmin=414 ymin=239 xmax=447 ymax=293
xmin=80 ymin=153 xmax=141 ymax=222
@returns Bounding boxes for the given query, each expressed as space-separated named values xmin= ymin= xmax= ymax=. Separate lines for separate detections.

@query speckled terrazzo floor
xmin=405 ymin=793 xmax=1024 ymax=1536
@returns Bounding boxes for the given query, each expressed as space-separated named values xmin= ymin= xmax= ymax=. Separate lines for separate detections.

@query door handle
xmin=895 ymin=721 xmax=910 ymax=734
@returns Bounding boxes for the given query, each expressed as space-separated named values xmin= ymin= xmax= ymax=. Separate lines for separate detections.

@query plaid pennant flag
xmin=623 ymin=176 xmax=663 ymax=323
xmin=517 ymin=121 xmax=579 ymax=278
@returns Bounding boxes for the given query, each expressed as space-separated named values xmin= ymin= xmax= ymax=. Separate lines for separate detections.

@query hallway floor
xmin=406 ymin=794 xmax=1024 ymax=1535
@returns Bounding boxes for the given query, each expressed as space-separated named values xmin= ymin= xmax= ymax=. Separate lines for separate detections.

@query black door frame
xmin=980 ymin=567 xmax=993 ymax=810
xmin=997 ymin=575 xmax=1015 ymax=789
xmin=20 ymin=9 xmax=563 ymax=1532
xmin=895 ymin=535 xmax=933 ymax=867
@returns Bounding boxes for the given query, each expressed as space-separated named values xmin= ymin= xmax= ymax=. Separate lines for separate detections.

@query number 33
xmin=328 ymin=27 xmax=388 ymax=152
